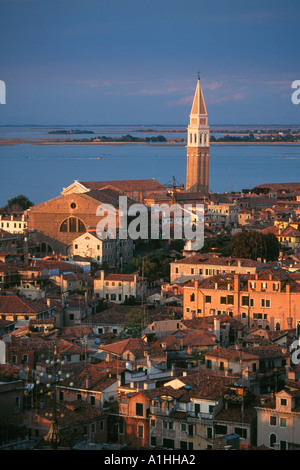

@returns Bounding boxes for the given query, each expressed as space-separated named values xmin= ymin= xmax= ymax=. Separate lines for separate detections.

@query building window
xmin=205 ymin=295 xmax=211 ymax=303
xmin=15 ymin=396 xmax=21 ymax=408
xmin=280 ymin=440 xmax=287 ymax=450
xmin=215 ymin=424 xmax=227 ymax=435
xmin=190 ymin=293 xmax=195 ymax=302
xmin=90 ymin=395 xmax=96 ymax=406
xmin=269 ymin=433 xmax=277 ymax=448
xmin=280 ymin=418 xmax=287 ymax=427
xmin=136 ymin=403 xmax=143 ymax=416
xmin=261 ymin=299 xmax=270 ymax=308
xmin=150 ymin=436 xmax=156 ymax=447
xmin=138 ymin=424 xmax=144 ymax=439
xmin=270 ymin=416 xmax=277 ymax=426
xmin=180 ymin=441 xmax=193 ymax=450
xmin=163 ymin=438 xmax=174 ymax=449
xmin=118 ymin=419 xmax=124 ymax=434
xmin=241 ymin=296 xmax=249 ymax=306
xmin=280 ymin=399 xmax=287 ymax=406
xmin=220 ymin=296 xmax=227 ymax=304
xmin=227 ymin=295 xmax=234 ymax=305
xmin=234 ymin=427 xmax=247 ymax=439
xmin=60 ymin=217 xmax=86 ymax=233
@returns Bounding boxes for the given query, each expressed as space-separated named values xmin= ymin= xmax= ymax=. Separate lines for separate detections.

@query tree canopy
xmin=229 ymin=230 xmax=279 ymax=261
xmin=1 ymin=194 xmax=33 ymax=212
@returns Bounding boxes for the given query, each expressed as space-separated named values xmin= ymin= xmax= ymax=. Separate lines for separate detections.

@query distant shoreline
xmin=0 ymin=138 xmax=300 ymax=147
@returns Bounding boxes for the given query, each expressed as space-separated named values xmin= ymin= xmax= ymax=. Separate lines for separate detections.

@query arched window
xmin=59 ymin=217 xmax=86 ymax=233
xmin=270 ymin=433 xmax=277 ymax=448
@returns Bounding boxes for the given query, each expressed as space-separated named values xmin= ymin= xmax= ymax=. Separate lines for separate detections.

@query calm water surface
xmin=0 ymin=126 xmax=299 ymax=206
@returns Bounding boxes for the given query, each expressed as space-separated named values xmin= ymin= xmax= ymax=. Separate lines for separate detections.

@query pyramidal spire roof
xmin=190 ymin=76 xmax=207 ymax=118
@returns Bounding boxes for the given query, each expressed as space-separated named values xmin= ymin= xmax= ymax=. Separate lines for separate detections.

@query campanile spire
xmin=186 ymin=76 xmax=210 ymax=194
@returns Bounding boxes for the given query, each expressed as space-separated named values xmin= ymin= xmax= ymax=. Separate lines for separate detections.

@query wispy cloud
xmin=73 ymin=79 xmax=111 ymax=88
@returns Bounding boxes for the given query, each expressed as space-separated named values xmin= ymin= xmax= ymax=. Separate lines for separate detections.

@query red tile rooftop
xmin=80 ymin=178 xmax=165 ymax=191
xmin=172 ymin=254 xmax=267 ymax=266
xmin=0 ymin=295 xmax=54 ymax=314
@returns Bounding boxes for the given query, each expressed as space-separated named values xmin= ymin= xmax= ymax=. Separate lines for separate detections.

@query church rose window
xmin=59 ymin=217 xmax=86 ymax=233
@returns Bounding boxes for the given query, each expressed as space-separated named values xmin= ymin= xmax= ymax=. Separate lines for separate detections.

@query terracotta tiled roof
xmin=280 ymin=226 xmax=300 ymax=237
xmin=0 ymin=295 xmax=53 ymax=314
xmin=36 ymin=397 xmax=106 ymax=429
xmin=58 ymin=363 xmax=117 ymax=391
xmin=98 ymin=337 xmax=165 ymax=360
xmin=80 ymin=179 xmax=165 ymax=192
xmin=169 ymin=371 xmax=238 ymax=400
xmin=206 ymin=344 xmax=288 ymax=362
xmin=253 ymin=183 xmax=300 ymax=192
xmin=172 ymin=254 xmax=266 ymax=267
xmin=215 ymin=404 xmax=257 ymax=424
xmin=0 ymin=229 xmax=18 ymax=240
xmin=242 ymin=344 xmax=289 ymax=359
xmin=82 ymin=188 xmax=136 ymax=209
xmin=205 ymin=346 xmax=258 ymax=362
xmin=0 ymin=364 xmax=21 ymax=380
xmin=0 ymin=262 xmax=19 ymax=273
xmin=84 ymin=308 xmax=127 ymax=325
xmin=160 ymin=329 xmax=216 ymax=350
xmin=36 ymin=260 xmax=82 ymax=273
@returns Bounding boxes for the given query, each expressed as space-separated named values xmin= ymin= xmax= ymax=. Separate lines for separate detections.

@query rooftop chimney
xmin=85 ymin=375 xmax=92 ymax=390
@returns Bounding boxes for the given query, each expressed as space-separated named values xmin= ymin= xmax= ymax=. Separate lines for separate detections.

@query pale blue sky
xmin=0 ymin=0 xmax=299 ymax=125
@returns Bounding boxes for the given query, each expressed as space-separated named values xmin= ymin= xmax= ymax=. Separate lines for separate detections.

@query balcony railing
xmin=150 ymin=406 xmax=175 ymax=416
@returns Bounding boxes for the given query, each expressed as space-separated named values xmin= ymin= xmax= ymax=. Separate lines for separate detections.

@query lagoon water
xmin=0 ymin=126 xmax=299 ymax=206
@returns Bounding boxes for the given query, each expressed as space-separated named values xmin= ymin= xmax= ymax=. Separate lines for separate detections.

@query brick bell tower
xmin=186 ymin=75 xmax=210 ymax=194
